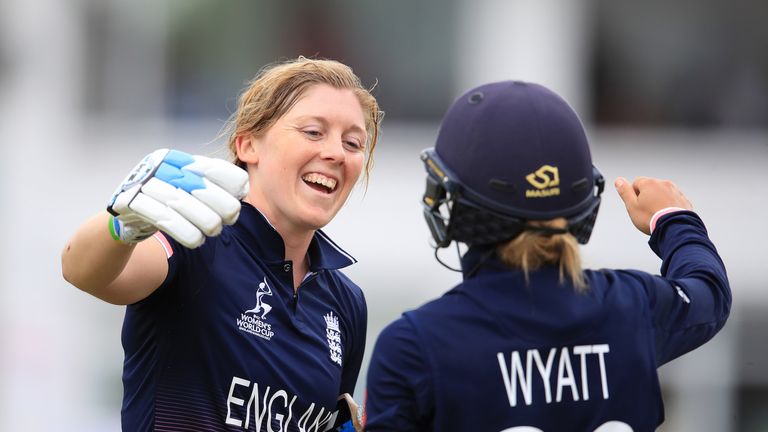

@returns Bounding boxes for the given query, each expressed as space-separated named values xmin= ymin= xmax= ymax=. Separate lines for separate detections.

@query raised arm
xmin=61 ymin=149 xmax=249 ymax=305
xmin=615 ymin=176 xmax=730 ymax=364
xmin=61 ymin=211 xmax=169 ymax=305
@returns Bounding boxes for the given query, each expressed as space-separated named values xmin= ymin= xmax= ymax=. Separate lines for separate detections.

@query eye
xmin=302 ymin=129 xmax=323 ymax=139
xmin=344 ymin=139 xmax=364 ymax=151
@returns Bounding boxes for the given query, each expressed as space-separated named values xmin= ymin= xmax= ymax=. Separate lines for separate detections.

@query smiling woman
xmin=234 ymin=83 xmax=369 ymax=261
xmin=61 ymin=57 xmax=383 ymax=432
xmin=226 ymin=57 xmax=381 ymax=183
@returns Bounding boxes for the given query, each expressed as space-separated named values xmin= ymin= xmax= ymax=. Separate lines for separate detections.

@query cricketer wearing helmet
xmin=364 ymin=81 xmax=730 ymax=431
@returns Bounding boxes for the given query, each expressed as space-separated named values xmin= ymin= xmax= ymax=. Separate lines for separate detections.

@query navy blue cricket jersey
xmin=365 ymin=211 xmax=730 ymax=432
xmin=121 ymin=202 xmax=367 ymax=431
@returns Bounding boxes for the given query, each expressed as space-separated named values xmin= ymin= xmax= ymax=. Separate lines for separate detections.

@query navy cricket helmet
xmin=421 ymin=81 xmax=604 ymax=247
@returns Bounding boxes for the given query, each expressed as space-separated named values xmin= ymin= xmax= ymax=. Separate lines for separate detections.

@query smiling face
xmin=237 ymin=83 xmax=367 ymax=237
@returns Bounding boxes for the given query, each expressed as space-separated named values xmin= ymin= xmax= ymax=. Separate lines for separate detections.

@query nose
xmin=320 ymin=133 xmax=346 ymax=163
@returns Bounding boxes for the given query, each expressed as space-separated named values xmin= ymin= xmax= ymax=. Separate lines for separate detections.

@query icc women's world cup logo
xmin=237 ymin=277 xmax=275 ymax=341
xmin=245 ymin=278 xmax=273 ymax=319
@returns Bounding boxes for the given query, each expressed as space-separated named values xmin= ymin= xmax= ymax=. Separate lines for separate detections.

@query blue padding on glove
xmin=164 ymin=149 xmax=196 ymax=167
xmin=155 ymin=162 xmax=206 ymax=193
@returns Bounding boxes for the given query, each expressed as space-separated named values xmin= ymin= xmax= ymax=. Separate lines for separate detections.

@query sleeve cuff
xmin=650 ymin=207 xmax=688 ymax=234
xmin=152 ymin=232 xmax=174 ymax=258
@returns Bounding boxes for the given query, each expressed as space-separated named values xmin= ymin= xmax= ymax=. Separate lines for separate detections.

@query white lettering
xmin=497 ymin=351 xmax=532 ymax=407
xmin=297 ymin=403 xmax=333 ymax=432
xmin=267 ymin=390 xmax=288 ymax=432
xmin=593 ymin=344 xmax=610 ymax=399
xmin=245 ymin=383 xmax=269 ymax=431
xmin=283 ymin=394 xmax=297 ymax=430
xmin=498 ymin=345 xmax=612 ymax=407
xmin=226 ymin=376 xmax=251 ymax=427
xmin=593 ymin=420 xmax=632 ymax=431
xmin=499 ymin=421 xmax=632 ymax=432
xmin=573 ymin=345 xmax=591 ymax=400
xmin=237 ymin=314 xmax=275 ymax=340
xmin=226 ymin=377 xmax=337 ymax=431
xmin=531 ymin=348 xmax=556 ymax=403
xmin=556 ymin=347 xmax=579 ymax=402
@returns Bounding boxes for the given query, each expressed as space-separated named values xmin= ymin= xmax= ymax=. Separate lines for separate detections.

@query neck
xmin=281 ymin=228 xmax=313 ymax=291
xmin=281 ymin=229 xmax=312 ymax=265
xmin=244 ymin=197 xmax=314 ymax=290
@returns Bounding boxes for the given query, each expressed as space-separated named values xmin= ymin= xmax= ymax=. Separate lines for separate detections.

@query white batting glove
xmin=107 ymin=149 xmax=249 ymax=248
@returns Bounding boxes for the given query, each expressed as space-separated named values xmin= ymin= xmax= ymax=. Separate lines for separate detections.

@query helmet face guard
xmin=421 ymin=148 xmax=604 ymax=247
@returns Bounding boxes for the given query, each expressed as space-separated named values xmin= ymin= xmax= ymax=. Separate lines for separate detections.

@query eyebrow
xmin=294 ymin=115 xmax=366 ymax=135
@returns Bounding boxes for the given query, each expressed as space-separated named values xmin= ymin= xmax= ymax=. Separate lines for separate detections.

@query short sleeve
xmin=146 ymin=230 xmax=212 ymax=302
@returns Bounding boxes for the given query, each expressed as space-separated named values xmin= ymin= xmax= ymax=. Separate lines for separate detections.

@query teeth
xmin=302 ymin=173 xmax=337 ymax=191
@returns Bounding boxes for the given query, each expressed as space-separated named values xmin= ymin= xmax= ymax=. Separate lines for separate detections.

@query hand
xmin=333 ymin=393 xmax=363 ymax=432
xmin=107 ymin=149 xmax=249 ymax=248
xmin=614 ymin=176 xmax=692 ymax=235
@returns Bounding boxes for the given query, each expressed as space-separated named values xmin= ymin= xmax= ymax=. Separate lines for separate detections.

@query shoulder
xmin=583 ymin=268 xmax=665 ymax=317
xmin=401 ymin=283 xmax=469 ymax=319
xmin=584 ymin=268 xmax=651 ymax=292
xmin=379 ymin=315 xmax=418 ymax=343
xmin=146 ymin=231 xmax=226 ymax=301
xmin=371 ymin=315 xmax=422 ymax=364
xmin=322 ymin=271 xmax=367 ymax=339
xmin=584 ymin=268 xmax=650 ymax=296
xmin=369 ymin=315 xmax=433 ymax=394
xmin=325 ymin=269 xmax=366 ymax=307
xmin=329 ymin=269 xmax=363 ymax=293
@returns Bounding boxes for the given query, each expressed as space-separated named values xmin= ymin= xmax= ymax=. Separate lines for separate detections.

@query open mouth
xmin=302 ymin=173 xmax=337 ymax=194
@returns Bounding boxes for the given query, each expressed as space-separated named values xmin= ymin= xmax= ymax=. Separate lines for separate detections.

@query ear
xmin=235 ymin=133 xmax=259 ymax=165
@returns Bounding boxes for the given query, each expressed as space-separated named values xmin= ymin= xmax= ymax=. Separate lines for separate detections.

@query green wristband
xmin=108 ymin=215 xmax=122 ymax=242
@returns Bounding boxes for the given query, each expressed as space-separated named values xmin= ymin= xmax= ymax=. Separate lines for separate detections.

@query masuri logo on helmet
xmin=525 ymin=165 xmax=561 ymax=198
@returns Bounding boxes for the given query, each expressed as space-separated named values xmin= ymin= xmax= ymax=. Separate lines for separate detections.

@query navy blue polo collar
xmin=233 ymin=201 xmax=357 ymax=271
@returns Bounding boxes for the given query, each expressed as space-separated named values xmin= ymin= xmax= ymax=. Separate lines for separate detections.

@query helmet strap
xmin=433 ymin=242 xmax=463 ymax=273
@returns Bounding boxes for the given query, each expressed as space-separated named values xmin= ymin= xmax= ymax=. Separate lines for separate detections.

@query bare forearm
xmin=61 ymin=211 xmax=136 ymax=295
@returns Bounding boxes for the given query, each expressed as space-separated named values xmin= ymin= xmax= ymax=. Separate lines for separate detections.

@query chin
xmin=296 ymin=198 xmax=345 ymax=230
xmin=301 ymin=211 xmax=336 ymax=230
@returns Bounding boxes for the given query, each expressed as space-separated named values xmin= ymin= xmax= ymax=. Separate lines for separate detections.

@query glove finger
xmin=190 ymin=179 xmax=242 ymax=225
xmin=158 ymin=150 xmax=249 ymax=199
xmin=184 ymin=155 xmax=250 ymax=199
xmin=153 ymin=159 xmax=242 ymax=224
xmin=129 ymin=193 xmax=205 ymax=248
xmin=152 ymin=155 xmax=242 ymax=224
xmin=141 ymin=178 xmax=223 ymax=236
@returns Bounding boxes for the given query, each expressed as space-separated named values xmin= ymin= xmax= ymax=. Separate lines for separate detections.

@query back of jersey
xmin=406 ymin=265 xmax=664 ymax=432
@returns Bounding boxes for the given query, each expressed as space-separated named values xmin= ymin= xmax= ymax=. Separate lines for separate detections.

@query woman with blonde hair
xmin=364 ymin=81 xmax=730 ymax=432
xmin=62 ymin=57 xmax=382 ymax=431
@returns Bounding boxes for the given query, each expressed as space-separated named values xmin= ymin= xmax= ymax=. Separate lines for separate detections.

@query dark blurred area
xmin=74 ymin=0 xmax=767 ymax=127
xmin=80 ymin=0 xmax=456 ymax=121
xmin=592 ymin=0 xmax=768 ymax=128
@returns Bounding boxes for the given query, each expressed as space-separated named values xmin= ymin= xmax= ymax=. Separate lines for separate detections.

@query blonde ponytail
xmin=496 ymin=218 xmax=586 ymax=291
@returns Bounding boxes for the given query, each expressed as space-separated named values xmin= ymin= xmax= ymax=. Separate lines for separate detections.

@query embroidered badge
xmin=324 ymin=312 xmax=343 ymax=366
